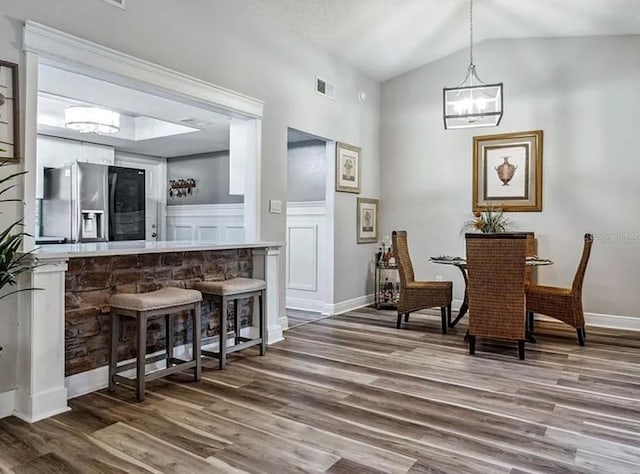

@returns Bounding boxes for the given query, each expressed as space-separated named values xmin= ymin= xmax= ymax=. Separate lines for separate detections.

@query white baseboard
xmin=286 ymin=297 xmax=329 ymax=314
xmin=452 ymin=299 xmax=640 ymax=331
xmin=0 ymin=389 xmax=15 ymax=419
xmin=324 ymin=294 xmax=375 ymax=316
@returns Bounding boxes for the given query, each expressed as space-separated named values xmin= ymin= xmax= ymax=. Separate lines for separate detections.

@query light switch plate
xmin=269 ymin=199 xmax=282 ymax=214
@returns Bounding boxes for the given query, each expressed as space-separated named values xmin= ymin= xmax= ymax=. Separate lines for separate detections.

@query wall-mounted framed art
xmin=473 ymin=130 xmax=543 ymax=212
xmin=357 ymin=197 xmax=379 ymax=244
xmin=336 ymin=141 xmax=361 ymax=193
xmin=0 ymin=60 xmax=20 ymax=163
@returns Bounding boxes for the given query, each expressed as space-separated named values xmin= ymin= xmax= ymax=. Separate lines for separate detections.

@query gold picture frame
xmin=357 ymin=197 xmax=379 ymax=244
xmin=336 ymin=142 xmax=361 ymax=193
xmin=473 ymin=130 xmax=543 ymax=212
xmin=0 ymin=60 xmax=20 ymax=163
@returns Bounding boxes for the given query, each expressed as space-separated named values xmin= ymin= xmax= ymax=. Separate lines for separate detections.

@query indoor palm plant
xmin=0 ymin=159 xmax=38 ymax=354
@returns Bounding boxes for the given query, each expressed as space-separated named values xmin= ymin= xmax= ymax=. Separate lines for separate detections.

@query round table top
xmin=429 ymin=256 xmax=553 ymax=267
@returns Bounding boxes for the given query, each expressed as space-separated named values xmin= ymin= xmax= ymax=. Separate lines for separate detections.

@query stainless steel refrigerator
xmin=42 ymin=163 xmax=146 ymax=243
xmin=42 ymin=162 xmax=109 ymax=243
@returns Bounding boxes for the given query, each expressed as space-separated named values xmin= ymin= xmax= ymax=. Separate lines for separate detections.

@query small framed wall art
xmin=0 ymin=60 xmax=20 ymax=163
xmin=336 ymin=141 xmax=361 ymax=193
xmin=473 ymin=130 xmax=543 ymax=212
xmin=357 ymin=197 xmax=379 ymax=244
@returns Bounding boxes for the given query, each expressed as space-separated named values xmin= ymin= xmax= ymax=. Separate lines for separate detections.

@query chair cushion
xmin=110 ymin=287 xmax=202 ymax=312
xmin=194 ymin=277 xmax=266 ymax=296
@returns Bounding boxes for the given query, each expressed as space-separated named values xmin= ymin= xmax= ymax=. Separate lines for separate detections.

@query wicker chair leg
xmin=582 ymin=327 xmax=586 ymax=340
xmin=527 ymin=311 xmax=535 ymax=335
xmin=440 ymin=307 xmax=447 ymax=335
xmin=518 ymin=340 xmax=525 ymax=360
xmin=396 ymin=314 xmax=403 ymax=329
xmin=404 ymin=314 xmax=410 ymax=323
xmin=468 ymin=335 xmax=476 ymax=355
xmin=577 ymin=328 xmax=585 ymax=346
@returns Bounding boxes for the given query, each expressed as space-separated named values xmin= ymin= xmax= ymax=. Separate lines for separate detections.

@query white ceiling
xmin=240 ymin=0 xmax=640 ymax=81
xmin=37 ymin=64 xmax=231 ymax=157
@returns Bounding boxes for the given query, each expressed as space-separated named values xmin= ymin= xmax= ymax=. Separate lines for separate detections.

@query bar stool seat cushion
xmin=110 ymin=287 xmax=202 ymax=312
xmin=194 ymin=277 xmax=266 ymax=296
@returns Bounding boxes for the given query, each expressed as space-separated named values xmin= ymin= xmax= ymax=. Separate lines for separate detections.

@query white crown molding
xmin=23 ymin=21 xmax=264 ymax=119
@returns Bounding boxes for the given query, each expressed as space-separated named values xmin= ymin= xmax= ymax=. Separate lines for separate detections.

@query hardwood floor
xmin=2 ymin=308 xmax=640 ymax=473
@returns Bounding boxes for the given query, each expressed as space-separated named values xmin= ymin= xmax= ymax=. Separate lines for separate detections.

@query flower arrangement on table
xmin=462 ymin=206 xmax=513 ymax=234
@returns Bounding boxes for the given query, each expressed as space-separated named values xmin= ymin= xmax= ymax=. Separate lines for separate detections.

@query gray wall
xmin=381 ymin=35 xmax=640 ymax=318
xmin=287 ymin=140 xmax=326 ymax=202
xmin=167 ymin=151 xmax=243 ymax=206
xmin=0 ymin=0 xmax=381 ymax=394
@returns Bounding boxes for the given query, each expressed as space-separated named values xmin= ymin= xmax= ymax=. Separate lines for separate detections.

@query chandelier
xmin=64 ymin=106 xmax=120 ymax=134
xmin=443 ymin=0 xmax=503 ymax=130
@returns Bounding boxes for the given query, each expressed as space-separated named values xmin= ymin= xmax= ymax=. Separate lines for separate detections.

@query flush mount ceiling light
xmin=443 ymin=0 xmax=503 ymax=130
xmin=64 ymin=106 xmax=120 ymax=134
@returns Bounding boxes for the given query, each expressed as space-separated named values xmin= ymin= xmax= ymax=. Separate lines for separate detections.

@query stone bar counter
xmin=16 ymin=241 xmax=283 ymax=423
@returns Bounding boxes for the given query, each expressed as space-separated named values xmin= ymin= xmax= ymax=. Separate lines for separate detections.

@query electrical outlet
xmin=269 ymin=199 xmax=282 ymax=214
xmin=435 ymin=275 xmax=443 ymax=281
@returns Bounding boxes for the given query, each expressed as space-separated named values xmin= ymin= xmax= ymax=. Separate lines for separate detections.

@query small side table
xmin=374 ymin=262 xmax=400 ymax=310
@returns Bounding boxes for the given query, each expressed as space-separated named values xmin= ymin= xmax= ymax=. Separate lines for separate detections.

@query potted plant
xmin=0 ymin=159 xmax=38 ymax=353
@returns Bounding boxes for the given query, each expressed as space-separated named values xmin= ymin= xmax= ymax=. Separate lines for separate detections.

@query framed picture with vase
xmin=357 ymin=197 xmax=378 ymax=244
xmin=473 ymin=130 xmax=543 ymax=212
xmin=0 ymin=60 xmax=20 ymax=163
xmin=336 ymin=142 xmax=361 ymax=193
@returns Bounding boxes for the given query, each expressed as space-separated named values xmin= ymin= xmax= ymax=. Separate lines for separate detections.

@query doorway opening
xmin=285 ymin=128 xmax=335 ymax=327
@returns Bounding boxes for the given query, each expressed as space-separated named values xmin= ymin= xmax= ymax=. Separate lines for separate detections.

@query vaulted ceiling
xmin=240 ymin=0 xmax=640 ymax=81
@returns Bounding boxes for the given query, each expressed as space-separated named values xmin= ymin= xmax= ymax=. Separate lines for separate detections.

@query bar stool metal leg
xmin=233 ymin=298 xmax=240 ymax=344
xmin=165 ymin=314 xmax=173 ymax=369
xmin=219 ymin=296 xmax=227 ymax=369
xmin=109 ymin=312 xmax=119 ymax=392
xmin=136 ymin=312 xmax=147 ymax=401
xmin=193 ymin=301 xmax=202 ymax=381
xmin=259 ymin=289 xmax=266 ymax=356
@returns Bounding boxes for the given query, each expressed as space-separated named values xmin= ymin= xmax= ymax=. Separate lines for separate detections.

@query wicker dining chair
xmin=465 ymin=233 xmax=527 ymax=360
xmin=526 ymin=233 xmax=593 ymax=346
xmin=392 ymin=231 xmax=452 ymax=333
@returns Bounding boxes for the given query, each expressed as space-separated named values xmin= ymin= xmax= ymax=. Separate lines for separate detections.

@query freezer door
xmin=42 ymin=166 xmax=72 ymax=241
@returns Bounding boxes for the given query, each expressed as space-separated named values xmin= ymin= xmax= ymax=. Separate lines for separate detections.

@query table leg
xmin=449 ymin=265 xmax=469 ymax=328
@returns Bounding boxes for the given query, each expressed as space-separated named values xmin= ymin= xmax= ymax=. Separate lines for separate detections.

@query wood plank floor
xmin=2 ymin=308 xmax=640 ymax=473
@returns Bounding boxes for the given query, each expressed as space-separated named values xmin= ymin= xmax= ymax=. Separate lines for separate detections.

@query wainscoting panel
xmin=166 ymin=204 xmax=244 ymax=242
xmin=287 ymin=225 xmax=318 ymax=291
xmin=286 ymin=201 xmax=328 ymax=314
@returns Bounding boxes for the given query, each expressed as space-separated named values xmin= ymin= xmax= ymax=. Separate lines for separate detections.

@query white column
xmin=253 ymin=247 xmax=285 ymax=344
xmin=15 ymin=259 xmax=70 ymax=422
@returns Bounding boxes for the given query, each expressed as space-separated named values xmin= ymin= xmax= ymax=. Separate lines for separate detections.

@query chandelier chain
xmin=469 ymin=0 xmax=474 ymax=67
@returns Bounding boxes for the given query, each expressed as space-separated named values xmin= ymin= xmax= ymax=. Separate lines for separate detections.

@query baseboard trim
xmin=324 ymin=294 xmax=375 ymax=316
xmin=0 ymin=389 xmax=15 ymax=419
xmin=451 ymin=299 xmax=640 ymax=331
xmin=286 ymin=297 xmax=328 ymax=314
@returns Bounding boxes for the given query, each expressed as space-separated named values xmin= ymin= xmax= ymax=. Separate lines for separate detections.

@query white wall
xmin=381 ymin=35 xmax=640 ymax=318
xmin=0 ymin=1 xmax=381 ymax=400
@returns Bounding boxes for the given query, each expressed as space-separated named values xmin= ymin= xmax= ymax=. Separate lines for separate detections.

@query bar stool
xmin=109 ymin=287 xmax=203 ymax=401
xmin=193 ymin=277 xmax=266 ymax=369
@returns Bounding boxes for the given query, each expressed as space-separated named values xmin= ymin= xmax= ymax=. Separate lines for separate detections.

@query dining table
xmin=429 ymin=255 xmax=553 ymax=337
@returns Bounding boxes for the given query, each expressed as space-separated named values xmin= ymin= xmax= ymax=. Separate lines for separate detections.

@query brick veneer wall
xmin=64 ymin=249 xmax=253 ymax=376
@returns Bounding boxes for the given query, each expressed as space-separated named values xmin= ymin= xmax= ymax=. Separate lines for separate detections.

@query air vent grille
xmin=316 ymin=76 xmax=335 ymax=100
xmin=102 ymin=0 xmax=126 ymax=9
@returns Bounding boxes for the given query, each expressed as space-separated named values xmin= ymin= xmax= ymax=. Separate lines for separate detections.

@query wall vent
xmin=102 ymin=0 xmax=126 ymax=9
xmin=315 ymin=76 xmax=335 ymax=100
